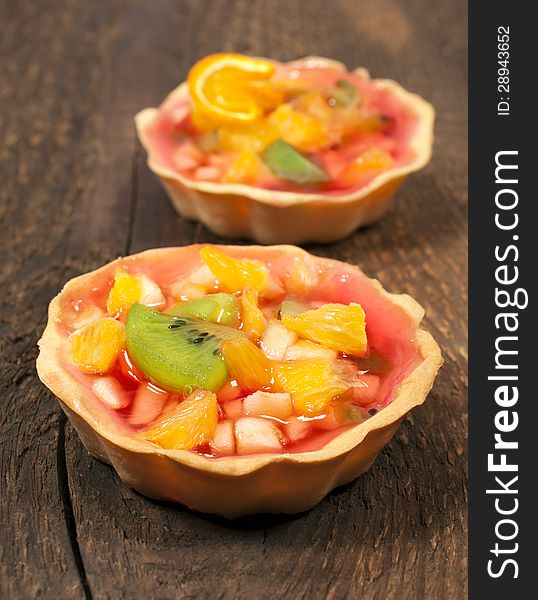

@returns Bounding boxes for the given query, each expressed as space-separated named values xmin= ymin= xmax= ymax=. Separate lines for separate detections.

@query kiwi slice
xmin=261 ymin=140 xmax=329 ymax=184
xmin=126 ymin=304 xmax=242 ymax=393
xmin=330 ymin=79 xmax=357 ymax=107
xmin=167 ymin=293 xmax=240 ymax=327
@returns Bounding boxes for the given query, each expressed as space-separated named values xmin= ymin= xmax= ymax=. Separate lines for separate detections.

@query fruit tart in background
xmin=37 ymin=245 xmax=442 ymax=518
xmin=135 ymin=54 xmax=434 ymax=244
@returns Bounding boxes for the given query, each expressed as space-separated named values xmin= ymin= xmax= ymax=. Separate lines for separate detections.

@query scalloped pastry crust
xmin=37 ymin=245 xmax=442 ymax=518
xmin=135 ymin=57 xmax=434 ymax=244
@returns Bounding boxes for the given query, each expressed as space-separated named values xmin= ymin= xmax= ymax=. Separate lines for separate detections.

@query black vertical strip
xmin=469 ymin=2 xmax=536 ymax=597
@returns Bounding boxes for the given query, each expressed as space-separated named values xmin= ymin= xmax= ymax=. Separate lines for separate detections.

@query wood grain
xmin=0 ymin=0 xmax=467 ymax=598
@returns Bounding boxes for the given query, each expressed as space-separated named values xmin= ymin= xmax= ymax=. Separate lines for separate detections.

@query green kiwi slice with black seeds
xmin=125 ymin=304 xmax=242 ymax=393
xmin=166 ymin=293 xmax=240 ymax=327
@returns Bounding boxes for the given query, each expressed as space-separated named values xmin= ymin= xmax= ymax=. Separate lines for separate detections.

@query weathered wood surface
xmin=0 ymin=0 xmax=467 ymax=598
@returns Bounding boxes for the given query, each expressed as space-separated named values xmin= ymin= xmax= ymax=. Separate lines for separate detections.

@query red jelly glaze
xmin=142 ymin=62 xmax=421 ymax=195
xmin=58 ymin=248 xmax=421 ymax=457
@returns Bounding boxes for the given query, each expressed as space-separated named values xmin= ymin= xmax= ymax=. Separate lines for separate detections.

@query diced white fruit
xmin=91 ymin=376 xmax=130 ymax=410
xmin=139 ymin=275 xmax=165 ymax=308
xmin=260 ymin=319 xmax=298 ymax=360
xmin=211 ymin=421 xmax=235 ymax=456
xmin=243 ymin=391 xmax=293 ymax=421
xmin=169 ymin=265 xmax=217 ymax=300
xmin=69 ymin=305 xmax=106 ymax=330
xmin=234 ymin=418 xmax=284 ymax=455
xmin=283 ymin=340 xmax=338 ymax=361
xmin=189 ymin=264 xmax=218 ymax=286
xmin=283 ymin=417 xmax=311 ymax=443
xmin=172 ymin=282 xmax=207 ymax=301
xmin=221 ymin=398 xmax=244 ymax=421
xmin=128 ymin=382 xmax=167 ymax=427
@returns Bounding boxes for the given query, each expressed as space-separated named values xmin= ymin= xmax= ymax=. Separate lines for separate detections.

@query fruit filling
xmin=142 ymin=54 xmax=421 ymax=195
xmin=59 ymin=246 xmax=421 ymax=457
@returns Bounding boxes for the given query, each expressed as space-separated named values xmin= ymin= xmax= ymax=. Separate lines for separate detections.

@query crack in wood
xmin=57 ymin=415 xmax=94 ymax=600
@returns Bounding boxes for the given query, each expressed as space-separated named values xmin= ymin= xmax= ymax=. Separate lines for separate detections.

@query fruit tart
xmin=37 ymin=245 xmax=442 ymax=518
xmin=135 ymin=54 xmax=434 ymax=244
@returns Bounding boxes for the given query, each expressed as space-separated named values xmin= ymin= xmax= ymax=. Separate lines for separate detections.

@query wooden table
xmin=0 ymin=1 xmax=467 ymax=598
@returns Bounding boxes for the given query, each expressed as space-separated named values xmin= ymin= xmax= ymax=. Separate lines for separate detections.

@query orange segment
xmin=221 ymin=337 xmax=273 ymax=391
xmin=223 ymin=150 xmax=265 ymax=183
xmin=281 ymin=302 xmax=367 ymax=355
xmin=188 ymin=53 xmax=276 ymax=126
xmin=107 ymin=270 xmax=142 ymax=318
xmin=199 ymin=246 xmax=268 ymax=293
xmin=266 ymin=104 xmax=329 ymax=151
xmin=107 ymin=269 xmax=164 ymax=318
xmin=145 ymin=388 xmax=218 ymax=450
xmin=240 ymin=286 xmax=267 ymax=340
xmin=274 ymin=359 xmax=352 ymax=416
xmin=71 ymin=317 xmax=125 ymax=374
xmin=339 ymin=147 xmax=393 ymax=187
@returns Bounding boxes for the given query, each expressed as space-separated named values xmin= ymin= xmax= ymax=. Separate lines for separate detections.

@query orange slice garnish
xmin=188 ymin=53 xmax=276 ymax=125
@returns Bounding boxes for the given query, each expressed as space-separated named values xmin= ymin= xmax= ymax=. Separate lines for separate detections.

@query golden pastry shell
xmin=36 ymin=245 xmax=442 ymax=518
xmin=135 ymin=57 xmax=434 ymax=244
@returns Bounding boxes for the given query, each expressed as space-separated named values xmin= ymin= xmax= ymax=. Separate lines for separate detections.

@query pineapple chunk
xmin=211 ymin=421 xmax=235 ymax=456
xmin=234 ymin=417 xmax=284 ymax=455
xmin=243 ymin=391 xmax=293 ymax=421
xmin=91 ymin=376 xmax=130 ymax=409
xmin=260 ymin=319 xmax=298 ymax=360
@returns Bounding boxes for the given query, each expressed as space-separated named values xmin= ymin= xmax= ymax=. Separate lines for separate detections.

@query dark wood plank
xmin=0 ymin=1 xmax=129 ymax=597
xmin=1 ymin=0 xmax=467 ymax=598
